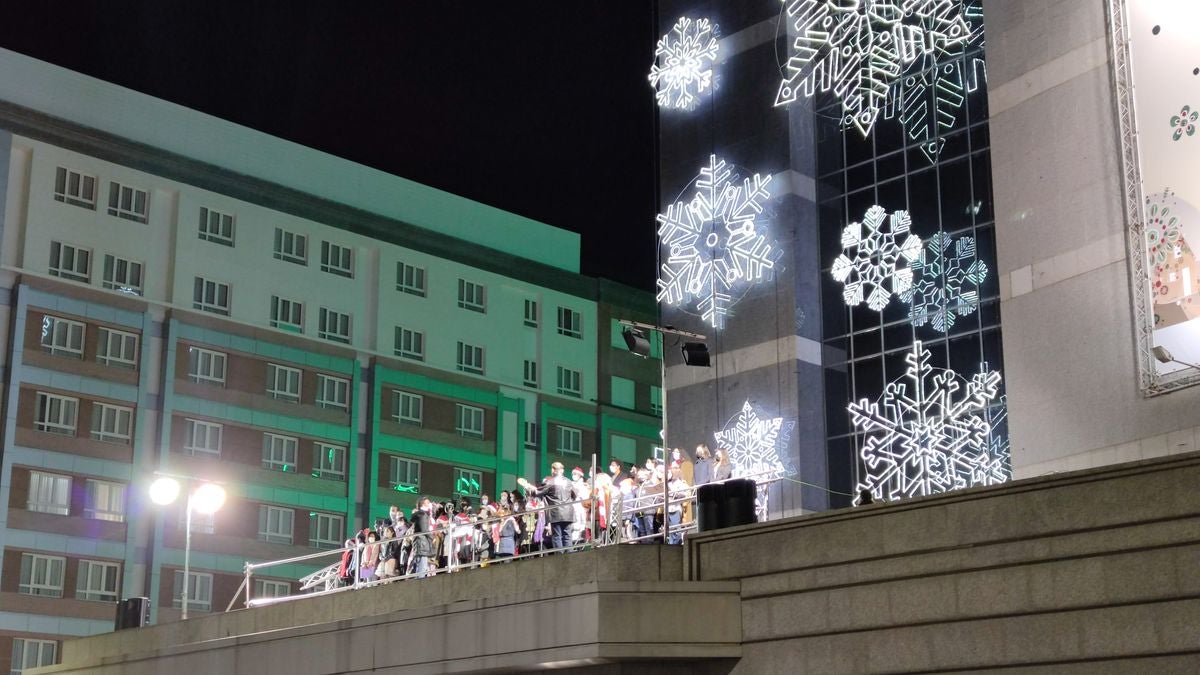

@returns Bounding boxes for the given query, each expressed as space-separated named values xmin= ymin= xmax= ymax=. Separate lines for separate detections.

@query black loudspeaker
xmin=681 ymin=342 xmax=710 ymax=367
xmin=723 ymin=478 xmax=758 ymax=528
xmin=114 ymin=597 xmax=151 ymax=630
xmin=695 ymin=482 xmax=725 ymax=532
xmin=622 ymin=328 xmax=651 ymax=357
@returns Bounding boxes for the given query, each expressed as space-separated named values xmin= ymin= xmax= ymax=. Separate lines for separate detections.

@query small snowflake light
xmin=657 ymin=155 xmax=776 ymax=328
xmin=775 ymin=0 xmax=975 ymax=138
xmin=713 ymin=401 xmax=794 ymax=480
xmin=902 ymin=232 xmax=988 ymax=332
xmin=849 ymin=340 xmax=1006 ymax=503
xmin=649 ymin=17 xmax=720 ymax=110
xmin=830 ymin=205 xmax=923 ymax=311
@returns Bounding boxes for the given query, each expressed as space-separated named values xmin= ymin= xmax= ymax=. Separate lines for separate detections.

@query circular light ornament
xmin=148 ymin=477 xmax=181 ymax=506
xmin=192 ymin=483 xmax=227 ymax=515
xmin=649 ymin=16 xmax=720 ymax=110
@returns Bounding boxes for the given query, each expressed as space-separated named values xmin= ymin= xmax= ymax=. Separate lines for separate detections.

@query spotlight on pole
xmin=622 ymin=328 xmax=652 ymax=358
xmin=681 ymin=342 xmax=710 ymax=367
xmin=1152 ymin=345 xmax=1200 ymax=370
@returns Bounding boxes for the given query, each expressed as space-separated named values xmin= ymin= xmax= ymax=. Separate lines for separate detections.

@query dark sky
xmin=0 ymin=2 xmax=659 ymax=290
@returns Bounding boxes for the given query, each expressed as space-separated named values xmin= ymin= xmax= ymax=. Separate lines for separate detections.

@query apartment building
xmin=0 ymin=49 xmax=661 ymax=672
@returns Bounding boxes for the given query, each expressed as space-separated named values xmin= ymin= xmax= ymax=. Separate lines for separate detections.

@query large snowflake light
xmin=901 ymin=232 xmax=988 ymax=332
xmin=657 ymin=155 xmax=776 ymax=328
xmin=830 ymin=205 xmax=923 ymax=311
xmin=775 ymin=0 xmax=975 ymax=138
xmin=714 ymin=401 xmax=794 ymax=480
xmin=849 ymin=340 xmax=1005 ymax=503
xmin=649 ymin=17 xmax=720 ymax=110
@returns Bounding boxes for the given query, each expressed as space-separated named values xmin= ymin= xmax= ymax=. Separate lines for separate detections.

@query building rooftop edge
xmin=0 ymin=47 xmax=581 ymax=272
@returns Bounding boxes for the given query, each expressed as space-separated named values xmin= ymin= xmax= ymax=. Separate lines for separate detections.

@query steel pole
xmin=182 ymin=493 xmax=192 ymax=621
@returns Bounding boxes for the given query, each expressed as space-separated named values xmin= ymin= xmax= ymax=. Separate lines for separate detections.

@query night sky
xmin=0 ymin=2 xmax=659 ymax=290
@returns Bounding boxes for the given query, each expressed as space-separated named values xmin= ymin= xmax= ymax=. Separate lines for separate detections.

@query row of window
xmin=40 ymin=314 xmax=138 ymax=368
xmin=256 ymin=505 xmax=344 ymax=548
xmin=385 ymin=457 xmax=484 ymax=499
xmin=26 ymin=470 xmax=125 ymax=521
xmin=181 ymin=418 xmax=347 ymax=479
xmin=54 ymin=166 xmax=148 ymax=222
xmin=48 ymin=241 xmax=143 ymax=295
xmin=186 ymin=346 xmax=351 ymax=409
xmin=34 ymin=392 xmax=134 ymax=444
xmin=18 ymin=552 xmax=121 ymax=602
xmin=11 ymin=638 xmax=56 ymax=675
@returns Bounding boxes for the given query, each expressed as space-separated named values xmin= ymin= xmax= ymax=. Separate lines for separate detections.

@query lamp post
xmin=149 ymin=476 xmax=226 ymax=620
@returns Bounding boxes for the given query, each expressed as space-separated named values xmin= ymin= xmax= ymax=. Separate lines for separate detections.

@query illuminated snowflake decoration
xmin=830 ymin=205 xmax=923 ymax=311
xmin=714 ymin=401 xmax=795 ymax=480
xmin=850 ymin=340 xmax=1005 ymax=504
xmin=649 ymin=17 xmax=720 ymax=110
xmin=901 ymin=232 xmax=988 ymax=332
xmin=878 ymin=2 xmax=985 ymax=162
xmin=775 ymin=0 xmax=976 ymax=139
xmin=657 ymin=155 xmax=776 ymax=328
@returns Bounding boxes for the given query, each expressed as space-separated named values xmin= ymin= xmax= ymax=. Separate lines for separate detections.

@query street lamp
xmin=148 ymin=476 xmax=226 ymax=620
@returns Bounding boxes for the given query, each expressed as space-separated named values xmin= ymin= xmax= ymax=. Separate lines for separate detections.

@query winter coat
xmin=498 ymin=518 xmax=519 ymax=556
xmin=693 ymin=458 xmax=712 ymax=485
xmin=410 ymin=509 xmax=436 ymax=558
xmin=713 ymin=461 xmax=733 ymax=482
xmin=526 ymin=475 xmax=577 ymax=523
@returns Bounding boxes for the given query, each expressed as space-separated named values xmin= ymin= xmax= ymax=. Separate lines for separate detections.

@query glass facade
xmin=815 ymin=0 xmax=1008 ymax=507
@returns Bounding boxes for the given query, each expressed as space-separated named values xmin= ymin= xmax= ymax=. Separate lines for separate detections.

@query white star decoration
xmin=775 ymin=0 xmax=975 ymax=138
xmin=849 ymin=340 xmax=1007 ymax=503
xmin=831 ymin=205 xmax=923 ymax=311
xmin=649 ymin=17 xmax=720 ymax=110
xmin=714 ymin=401 xmax=792 ymax=480
xmin=656 ymin=155 xmax=776 ymax=328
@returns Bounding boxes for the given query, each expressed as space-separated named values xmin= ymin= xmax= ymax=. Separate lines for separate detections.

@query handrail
xmin=236 ymin=472 xmax=783 ymax=610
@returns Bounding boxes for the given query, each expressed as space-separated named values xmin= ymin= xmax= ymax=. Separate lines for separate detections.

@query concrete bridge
xmin=34 ymin=452 xmax=1200 ymax=673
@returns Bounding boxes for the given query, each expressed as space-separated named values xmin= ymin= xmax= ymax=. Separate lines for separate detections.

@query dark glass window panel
xmin=823 ymin=335 xmax=850 ymax=363
xmin=851 ymin=358 xmax=884 ymax=401
xmin=877 ymin=177 xmax=906 ymax=211
xmin=825 ymin=437 xmax=855 ymax=509
xmin=974 ymin=224 xmax=1001 ymax=299
xmin=819 ymin=198 xmax=846 ymax=266
xmin=821 ymin=274 xmax=851 ymax=338
xmin=939 ymin=157 xmax=974 ymax=232
xmin=939 ymin=130 xmax=970 ymax=161
xmin=823 ymin=368 xmax=851 ymax=437
xmin=845 ymin=189 xmax=877 ymax=226
xmin=972 ymin=151 xmax=995 ymax=224
xmin=884 ymin=320 xmax=915 ymax=352
xmin=977 ymin=299 xmax=1002 ymax=331
xmin=817 ymin=174 xmax=844 ymax=204
xmin=923 ymin=339 xmax=950 ymax=371
xmin=948 ymin=332 xmax=983 ymax=376
xmin=970 ymin=123 xmax=990 ymax=157
xmin=877 ymin=151 xmax=906 ymax=183
xmin=817 ymin=115 xmax=846 ymax=177
xmin=875 ymin=115 xmax=904 ymax=156
xmin=907 ymin=169 xmax=940 ymax=234
xmin=981 ymin=327 xmax=1005 ymax=374
xmin=846 ymin=161 xmax=876 ymax=194
xmin=851 ymin=328 xmax=882 ymax=358
xmin=850 ymin=301 xmax=883 ymax=333
xmin=845 ymin=125 xmax=875 ymax=167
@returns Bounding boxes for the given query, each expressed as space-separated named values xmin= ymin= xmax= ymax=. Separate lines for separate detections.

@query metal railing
xmin=233 ymin=473 xmax=781 ymax=611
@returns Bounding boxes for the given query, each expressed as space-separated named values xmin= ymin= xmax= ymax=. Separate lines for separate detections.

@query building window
xmin=258 ymin=504 xmax=295 ymax=544
xmin=318 ymin=308 xmax=351 ymax=344
xmin=90 ymin=402 xmax=133 ymax=444
xmin=523 ymin=359 xmax=538 ymax=388
xmin=193 ymin=277 xmax=230 ymax=315
xmin=253 ymin=578 xmax=291 ymax=599
xmin=556 ymin=426 xmax=583 ymax=456
xmin=97 ymin=327 xmax=138 ymax=369
xmin=524 ymin=420 xmax=539 ymax=449
xmin=39 ymin=315 xmax=85 ymax=358
xmin=316 ymin=374 xmax=350 ymax=410
xmin=18 ymin=553 xmax=65 ymax=597
xmin=524 ymin=299 xmax=539 ymax=327
xmin=54 ymin=166 xmax=96 ymax=209
xmin=48 ymin=241 xmax=91 ymax=282
xmin=313 ymin=442 xmax=346 ymax=480
xmin=457 ymin=279 xmax=486 ymax=313
xmin=394 ymin=327 xmax=424 ymax=361
xmin=394 ymin=391 xmax=423 ymax=426
xmin=456 ymin=341 xmax=484 ymax=375
xmin=273 ymin=227 xmax=307 ymax=265
xmin=270 ymin=295 xmax=304 ymax=333
xmin=556 ymin=366 xmax=582 ymax=398
xmin=183 ymin=418 xmax=222 ymax=457
xmin=453 ymin=467 xmax=483 ymax=498
xmin=262 ymin=433 xmax=298 ymax=472
xmin=27 ymin=471 xmax=71 ymax=515
xmin=181 ymin=507 xmax=215 ymax=535
xmin=187 ymin=347 xmax=227 ymax=385
xmin=172 ymin=570 xmax=212 ymax=611
xmin=396 ymin=261 xmax=426 ymax=297
xmin=389 ymin=456 xmax=421 ymax=492
xmin=320 ymin=241 xmax=353 ymax=278
xmin=199 ymin=207 xmax=235 ymax=246
xmin=35 ymin=392 xmax=78 ymax=436
xmin=557 ymin=307 xmax=582 ymax=339
xmin=266 ymin=363 xmax=302 ymax=402
xmin=455 ymin=403 xmax=484 ymax=439
xmin=309 ymin=512 xmax=344 ymax=549
xmin=651 ymin=386 xmax=663 ymax=415
xmin=11 ymin=638 xmax=57 ymax=674
xmin=102 ymin=254 xmax=144 ymax=296
xmin=107 ymin=182 xmax=149 ymax=223
xmin=75 ymin=559 xmax=120 ymax=602
xmin=84 ymin=479 xmax=126 ymax=522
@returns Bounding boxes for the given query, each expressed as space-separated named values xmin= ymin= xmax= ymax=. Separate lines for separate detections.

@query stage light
xmin=681 ymin=342 xmax=710 ymax=367
xmin=622 ymin=328 xmax=651 ymax=357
